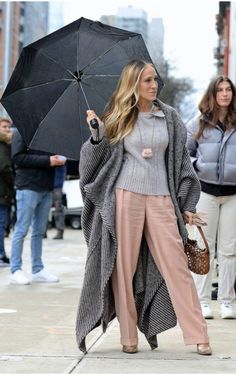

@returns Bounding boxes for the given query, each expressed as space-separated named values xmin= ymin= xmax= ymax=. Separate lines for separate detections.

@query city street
xmin=0 ymin=2 xmax=236 ymax=373
xmin=0 ymin=228 xmax=235 ymax=374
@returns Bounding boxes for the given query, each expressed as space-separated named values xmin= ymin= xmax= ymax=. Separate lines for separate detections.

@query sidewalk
xmin=0 ymin=228 xmax=235 ymax=374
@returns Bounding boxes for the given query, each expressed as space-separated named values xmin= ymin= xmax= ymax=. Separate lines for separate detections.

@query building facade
xmin=0 ymin=1 xmax=49 ymax=115
xmin=229 ymin=2 xmax=236 ymax=84
xmin=100 ymin=5 xmax=164 ymax=63
xmin=48 ymin=1 xmax=64 ymax=34
xmin=23 ymin=2 xmax=48 ymax=46
xmin=148 ymin=17 xmax=164 ymax=63
xmin=215 ymin=1 xmax=236 ymax=83
xmin=116 ymin=6 xmax=148 ymax=43
xmin=0 ymin=1 xmax=21 ymax=98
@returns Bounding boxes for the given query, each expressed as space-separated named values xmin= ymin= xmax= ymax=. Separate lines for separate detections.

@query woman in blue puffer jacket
xmin=186 ymin=76 xmax=236 ymax=320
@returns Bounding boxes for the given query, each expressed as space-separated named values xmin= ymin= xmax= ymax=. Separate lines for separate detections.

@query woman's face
xmin=216 ymin=81 xmax=233 ymax=108
xmin=138 ymin=65 xmax=158 ymax=103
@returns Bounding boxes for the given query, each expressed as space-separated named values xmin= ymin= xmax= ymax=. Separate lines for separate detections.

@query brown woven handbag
xmin=184 ymin=226 xmax=210 ymax=275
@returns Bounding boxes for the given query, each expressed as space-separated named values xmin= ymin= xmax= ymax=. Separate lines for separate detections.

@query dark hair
xmin=196 ymin=76 xmax=236 ymax=139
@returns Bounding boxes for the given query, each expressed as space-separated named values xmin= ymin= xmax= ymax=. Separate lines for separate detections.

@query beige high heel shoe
xmin=197 ymin=343 xmax=212 ymax=355
xmin=122 ymin=345 xmax=138 ymax=354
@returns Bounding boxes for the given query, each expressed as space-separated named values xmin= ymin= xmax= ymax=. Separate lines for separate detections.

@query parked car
xmin=64 ymin=206 xmax=83 ymax=229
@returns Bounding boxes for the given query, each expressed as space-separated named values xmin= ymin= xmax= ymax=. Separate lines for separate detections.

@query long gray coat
xmin=76 ymin=100 xmax=200 ymax=352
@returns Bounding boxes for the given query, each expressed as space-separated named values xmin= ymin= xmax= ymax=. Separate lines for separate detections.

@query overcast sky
xmin=63 ymin=0 xmax=219 ymax=100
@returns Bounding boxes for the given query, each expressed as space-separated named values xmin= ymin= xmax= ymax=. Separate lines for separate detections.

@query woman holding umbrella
xmin=76 ymin=60 xmax=211 ymax=355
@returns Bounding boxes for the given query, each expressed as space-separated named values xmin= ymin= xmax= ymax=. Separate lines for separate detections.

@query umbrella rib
xmin=29 ymin=81 xmax=77 ymax=147
xmin=81 ymin=40 xmax=126 ymax=72
xmin=12 ymin=79 xmax=74 ymax=93
xmin=83 ymin=74 xmax=120 ymax=78
xmin=81 ymin=79 xmax=112 ymax=107
xmin=33 ymin=40 xmax=128 ymax=79
xmin=34 ymin=48 xmax=77 ymax=79
xmin=31 ymin=48 xmax=95 ymax=81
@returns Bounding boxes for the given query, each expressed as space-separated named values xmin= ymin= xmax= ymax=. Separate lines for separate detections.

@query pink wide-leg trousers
xmin=112 ymin=189 xmax=209 ymax=346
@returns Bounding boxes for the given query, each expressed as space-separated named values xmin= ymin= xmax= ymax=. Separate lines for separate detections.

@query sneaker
xmin=0 ymin=255 xmax=10 ymax=267
xmin=10 ymin=270 xmax=31 ymax=285
xmin=32 ymin=269 xmax=59 ymax=283
xmin=201 ymin=303 xmax=213 ymax=319
xmin=220 ymin=303 xmax=236 ymax=319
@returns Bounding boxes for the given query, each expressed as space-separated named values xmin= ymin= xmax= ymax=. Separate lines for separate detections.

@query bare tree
xmin=156 ymin=59 xmax=196 ymax=121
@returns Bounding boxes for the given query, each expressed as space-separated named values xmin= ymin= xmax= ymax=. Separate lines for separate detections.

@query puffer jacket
xmin=186 ymin=115 xmax=236 ymax=185
xmin=0 ymin=131 xmax=14 ymax=205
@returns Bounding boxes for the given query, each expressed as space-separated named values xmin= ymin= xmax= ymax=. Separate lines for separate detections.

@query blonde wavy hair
xmin=101 ymin=60 xmax=154 ymax=144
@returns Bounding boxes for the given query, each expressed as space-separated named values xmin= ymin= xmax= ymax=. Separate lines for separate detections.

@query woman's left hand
xmin=183 ymin=211 xmax=194 ymax=225
xmin=183 ymin=211 xmax=207 ymax=226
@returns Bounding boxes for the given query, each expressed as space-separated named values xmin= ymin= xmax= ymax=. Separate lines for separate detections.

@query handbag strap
xmin=196 ymin=226 xmax=209 ymax=251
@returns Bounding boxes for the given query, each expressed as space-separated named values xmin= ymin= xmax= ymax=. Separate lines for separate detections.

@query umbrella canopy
xmin=1 ymin=17 xmax=163 ymax=160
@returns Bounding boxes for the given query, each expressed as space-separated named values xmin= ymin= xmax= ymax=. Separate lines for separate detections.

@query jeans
xmin=0 ymin=204 xmax=8 ymax=257
xmin=11 ymin=190 xmax=52 ymax=274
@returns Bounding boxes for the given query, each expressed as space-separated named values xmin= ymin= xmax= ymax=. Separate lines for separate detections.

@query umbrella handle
xmin=90 ymin=118 xmax=99 ymax=129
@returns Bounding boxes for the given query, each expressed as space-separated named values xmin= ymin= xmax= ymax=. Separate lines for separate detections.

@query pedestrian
xmin=76 ymin=60 xmax=212 ymax=355
xmin=10 ymin=129 xmax=66 ymax=285
xmin=52 ymin=165 xmax=66 ymax=240
xmin=0 ymin=118 xmax=14 ymax=266
xmin=186 ymin=75 xmax=236 ymax=320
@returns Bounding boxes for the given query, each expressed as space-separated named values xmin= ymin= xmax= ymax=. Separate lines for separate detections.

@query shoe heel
xmin=122 ymin=345 xmax=138 ymax=354
xmin=197 ymin=344 xmax=212 ymax=356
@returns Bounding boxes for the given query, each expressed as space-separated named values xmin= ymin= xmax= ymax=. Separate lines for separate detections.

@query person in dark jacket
xmin=10 ymin=130 xmax=65 ymax=285
xmin=0 ymin=118 xmax=14 ymax=266
xmin=186 ymin=76 xmax=236 ymax=320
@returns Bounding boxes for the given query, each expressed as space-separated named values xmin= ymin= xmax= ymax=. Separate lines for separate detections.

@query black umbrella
xmin=1 ymin=17 xmax=163 ymax=160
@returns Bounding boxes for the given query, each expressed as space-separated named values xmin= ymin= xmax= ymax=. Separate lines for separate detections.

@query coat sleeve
xmin=11 ymin=130 xmax=51 ymax=168
xmin=0 ymin=145 xmax=14 ymax=188
xmin=177 ymin=145 xmax=201 ymax=213
xmin=79 ymin=136 xmax=111 ymax=199
xmin=0 ymin=145 xmax=8 ymax=174
xmin=164 ymin=108 xmax=201 ymax=214
xmin=186 ymin=116 xmax=199 ymax=163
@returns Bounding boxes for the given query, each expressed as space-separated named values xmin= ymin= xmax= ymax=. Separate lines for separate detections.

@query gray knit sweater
xmin=116 ymin=110 xmax=169 ymax=195
xmin=76 ymin=99 xmax=201 ymax=353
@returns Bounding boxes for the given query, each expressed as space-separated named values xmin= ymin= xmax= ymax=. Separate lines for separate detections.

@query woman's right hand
xmin=86 ymin=110 xmax=105 ymax=141
xmin=86 ymin=110 xmax=103 ymax=129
